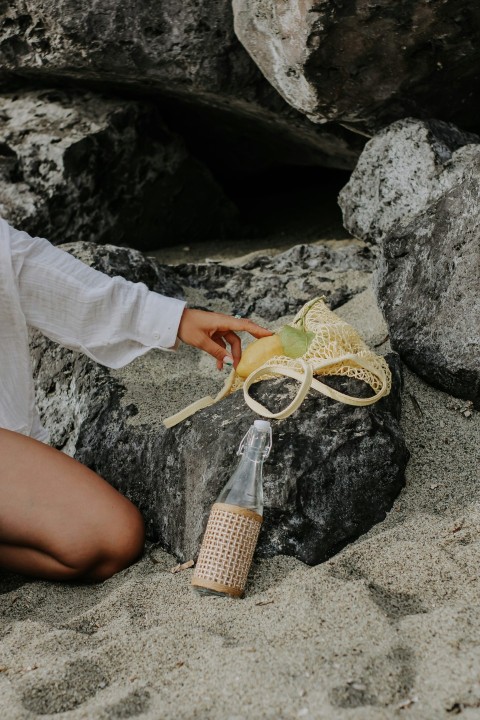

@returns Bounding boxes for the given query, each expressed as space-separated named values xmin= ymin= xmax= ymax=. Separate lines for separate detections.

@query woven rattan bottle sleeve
xmin=192 ymin=502 xmax=262 ymax=597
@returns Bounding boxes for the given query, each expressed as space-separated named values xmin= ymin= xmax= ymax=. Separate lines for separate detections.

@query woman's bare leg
xmin=0 ymin=428 xmax=145 ymax=582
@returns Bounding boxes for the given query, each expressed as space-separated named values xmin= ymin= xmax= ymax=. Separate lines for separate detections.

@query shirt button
xmin=153 ymin=332 xmax=160 ymax=340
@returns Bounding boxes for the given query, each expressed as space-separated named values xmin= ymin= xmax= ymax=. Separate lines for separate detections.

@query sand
xmin=1 ymin=269 xmax=479 ymax=719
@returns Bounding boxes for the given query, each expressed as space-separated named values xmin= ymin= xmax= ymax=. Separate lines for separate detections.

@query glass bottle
xmin=192 ymin=419 xmax=272 ymax=598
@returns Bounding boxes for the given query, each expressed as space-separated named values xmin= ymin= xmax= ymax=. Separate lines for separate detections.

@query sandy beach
xmin=1 ymin=273 xmax=479 ymax=720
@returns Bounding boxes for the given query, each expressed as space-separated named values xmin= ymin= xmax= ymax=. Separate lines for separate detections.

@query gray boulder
xmin=31 ymin=241 xmax=408 ymax=564
xmin=0 ymin=2 xmax=364 ymax=170
xmin=375 ymin=173 xmax=480 ymax=407
xmin=233 ymin=1 xmax=480 ymax=136
xmin=339 ymin=118 xmax=480 ymax=243
xmin=0 ymin=89 xmax=237 ymax=249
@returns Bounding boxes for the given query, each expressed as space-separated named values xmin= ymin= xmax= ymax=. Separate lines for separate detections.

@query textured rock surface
xmin=375 ymin=174 xmax=480 ymax=406
xmin=175 ymin=242 xmax=375 ymax=320
xmin=339 ymin=118 xmax=480 ymax=243
xmin=31 ymin=241 xmax=408 ymax=564
xmin=0 ymin=1 xmax=365 ymax=170
xmin=233 ymin=0 xmax=480 ymax=135
xmin=0 ymin=89 xmax=237 ymax=249
xmin=60 ymin=242 xmax=184 ymax=299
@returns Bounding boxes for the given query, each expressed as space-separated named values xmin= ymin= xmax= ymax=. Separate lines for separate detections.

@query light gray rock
xmin=30 ymin=331 xmax=113 ymax=459
xmin=31 ymin=241 xmax=408 ymax=564
xmin=0 ymin=89 xmax=237 ymax=249
xmin=375 ymin=172 xmax=480 ymax=406
xmin=233 ymin=1 xmax=480 ymax=135
xmin=0 ymin=1 xmax=364 ymax=170
xmin=338 ymin=118 xmax=480 ymax=243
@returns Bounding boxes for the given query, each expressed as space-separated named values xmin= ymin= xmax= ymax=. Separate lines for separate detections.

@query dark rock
xmin=174 ymin=242 xmax=375 ymax=320
xmin=375 ymin=174 xmax=480 ymax=407
xmin=0 ymin=89 xmax=237 ymax=249
xmin=339 ymin=119 xmax=480 ymax=243
xmin=238 ymin=362 xmax=407 ymax=564
xmin=37 ymin=342 xmax=407 ymax=565
xmin=340 ymin=118 xmax=480 ymax=404
xmin=159 ymin=95 xmax=364 ymax=176
xmin=233 ymin=1 xmax=480 ymax=135
xmin=30 ymin=331 xmax=113 ymax=458
xmin=60 ymin=241 xmax=183 ymax=300
xmin=31 ymin=241 xmax=407 ymax=564
xmin=0 ymin=1 xmax=365 ymax=170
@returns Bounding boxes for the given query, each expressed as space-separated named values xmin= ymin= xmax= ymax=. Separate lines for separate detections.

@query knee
xmin=66 ymin=503 xmax=145 ymax=583
xmin=92 ymin=503 xmax=146 ymax=582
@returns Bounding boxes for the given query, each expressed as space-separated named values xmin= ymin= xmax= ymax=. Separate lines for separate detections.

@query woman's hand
xmin=177 ymin=308 xmax=273 ymax=370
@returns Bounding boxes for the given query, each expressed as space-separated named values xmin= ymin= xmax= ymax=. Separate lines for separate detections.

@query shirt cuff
xmin=137 ymin=292 xmax=187 ymax=351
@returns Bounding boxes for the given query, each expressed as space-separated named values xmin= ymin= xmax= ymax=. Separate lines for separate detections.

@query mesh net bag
xmin=164 ymin=296 xmax=391 ymax=427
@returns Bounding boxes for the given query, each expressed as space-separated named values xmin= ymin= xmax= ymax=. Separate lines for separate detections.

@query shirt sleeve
xmin=8 ymin=225 xmax=187 ymax=370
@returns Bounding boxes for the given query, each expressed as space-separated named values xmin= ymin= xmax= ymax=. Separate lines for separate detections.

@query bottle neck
xmin=215 ymin=426 xmax=269 ymax=514
xmin=229 ymin=447 xmax=265 ymax=483
xmin=241 ymin=446 xmax=267 ymax=464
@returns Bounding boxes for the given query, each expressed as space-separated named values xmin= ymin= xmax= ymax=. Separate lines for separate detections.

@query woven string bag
xmin=163 ymin=296 xmax=392 ymax=428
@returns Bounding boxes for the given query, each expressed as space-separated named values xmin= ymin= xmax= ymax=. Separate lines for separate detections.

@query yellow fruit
xmin=236 ymin=334 xmax=284 ymax=378
xmin=236 ymin=325 xmax=316 ymax=379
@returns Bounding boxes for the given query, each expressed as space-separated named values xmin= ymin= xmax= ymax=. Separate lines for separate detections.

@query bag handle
xmin=242 ymin=359 xmax=313 ymax=419
xmin=164 ymin=352 xmax=391 ymax=427
xmin=310 ymin=352 xmax=390 ymax=406
xmin=243 ymin=354 xmax=390 ymax=418
xmin=163 ymin=370 xmax=236 ymax=428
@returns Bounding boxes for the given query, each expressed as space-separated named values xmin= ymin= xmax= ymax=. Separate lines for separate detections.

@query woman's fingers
xmin=201 ymin=335 xmax=233 ymax=366
xmin=213 ymin=335 xmax=227 ymax=371
xmin=218 ymin=317 xmax=273 ymax=339
xmin=177 ymin=308 xmax=273 ymax=367
xmin=222 ymin=331 xmax=242 ymax=365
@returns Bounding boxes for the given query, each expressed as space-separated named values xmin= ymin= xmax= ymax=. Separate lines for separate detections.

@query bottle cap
xmin=254 ymin=419 xmax=271 ymax=432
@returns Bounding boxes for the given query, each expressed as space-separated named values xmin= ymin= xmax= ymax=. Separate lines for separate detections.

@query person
xmin=0 ymin=218 xmax=272 ymax=582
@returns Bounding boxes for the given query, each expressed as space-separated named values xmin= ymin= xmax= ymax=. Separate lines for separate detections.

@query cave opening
xmin=219 ymin=163 xmax=350 ymax=242
xmin=147 ymin=162 xmax=352 ymax=265
xmin=0 ymin=75 xmax=355 ymax=256
xmin=153 ymin=96 xmax=353 ymax=260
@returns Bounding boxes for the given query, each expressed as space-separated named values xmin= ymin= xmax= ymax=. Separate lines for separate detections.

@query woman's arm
xmin=9 ymin=224 xmax=186 ymax=369
xmin=8 ymin=224 xmax=272 ymax=370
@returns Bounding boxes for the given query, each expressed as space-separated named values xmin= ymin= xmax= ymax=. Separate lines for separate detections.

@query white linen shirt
xmin=0 ymin=218 xmax=186 ymax=443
